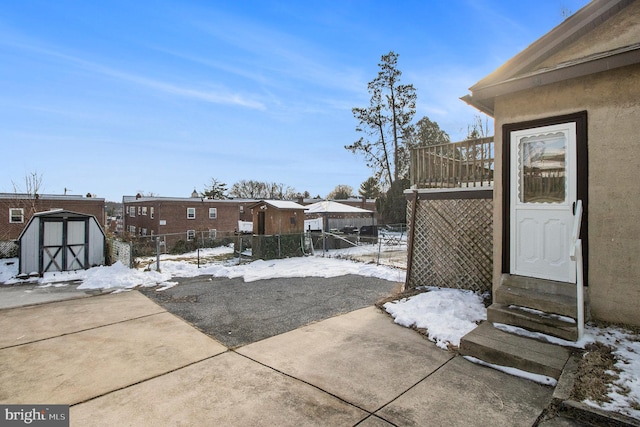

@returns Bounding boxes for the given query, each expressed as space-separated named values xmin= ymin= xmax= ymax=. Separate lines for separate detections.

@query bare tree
xmin=229 ymin=180 xmax=297 ymax=200
xmin=11 ymin=171 xmax=44 ymax=218
xmin=346 ymin=51 xmax=416 ymax=188
xmin=326 ymin=185 xmax=354 ymax=200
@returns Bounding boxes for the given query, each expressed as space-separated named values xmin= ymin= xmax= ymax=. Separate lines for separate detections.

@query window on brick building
xmin=142 ymin=207 xmax=147 ymax=216
xmin=209 ymin=229 xmax=217 ymax=239
xmin=150 ymin=207 xmax=154 ymax=219
xmin=9 ymin=208 xmax=24 ymax=223
xmin=209 ymin=208 xmax=217 ymax=219
xmin=129 ymin=206 xmax=135 ymax=217
xmin=187 ymin=230 xmax=195 ymax=240
xmin=187 ymin=208 xmax=196 ymax=219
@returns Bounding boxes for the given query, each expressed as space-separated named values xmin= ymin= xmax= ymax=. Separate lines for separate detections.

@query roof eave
xmin=470 ymin=0 xmax=634 ymax=90
xmin=464 ymin=46 xmax=640 ymax=111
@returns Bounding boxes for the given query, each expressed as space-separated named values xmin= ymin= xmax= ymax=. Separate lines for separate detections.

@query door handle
xmin=572 ymin=201 xmax=576 ymax=215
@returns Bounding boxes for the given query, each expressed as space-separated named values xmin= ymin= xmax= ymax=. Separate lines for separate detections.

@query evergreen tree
xmin=202 ymin=178 xmax=228 ymax=199
xmin=358 ymin=177 xmax=380 ymax=199
xmin=346 ymin=51 xmax=416 ymax=187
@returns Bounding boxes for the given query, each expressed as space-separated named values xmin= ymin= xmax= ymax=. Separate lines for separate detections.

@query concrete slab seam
xmin=0 ymin=311 xmax=168 ymax=350
xmin=353 ymin=413 xmax=400 ymax=427
xmin=0 ymin=289 xmax=107 ymax=312
xmin=368 ymin=352 xmax=457 ymax=415
xmin=68 ymin=351 xmax=232 ymax=407
xmin=232 ymin=350 xmax=374 ymax=416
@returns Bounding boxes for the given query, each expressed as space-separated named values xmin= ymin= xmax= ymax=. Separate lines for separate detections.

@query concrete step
xmin=500 ymin=274 xmax=577 ymax=298
xmin=459 ymin=321 xmax=571 ymax=380
xmin=487 ymin=303 xmax=578 ymax=341
xmin=495 ymin=277 xmax=578 ymax=318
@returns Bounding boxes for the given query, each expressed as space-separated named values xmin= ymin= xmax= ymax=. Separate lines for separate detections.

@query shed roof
xmin=304 ymin=200 xmax=372 ymax=214
xmin=32 ymin=209 xmax=94 ymax=218
xmin=250 ymin=200 xmax=307 ymax=210
xmin=17 ymin=209 xmax=105 ymax=240
xmin=462 ymin=0 xmax=640 ymax=116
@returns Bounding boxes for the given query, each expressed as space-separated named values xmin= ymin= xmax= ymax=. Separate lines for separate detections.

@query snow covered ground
xmin=0 ymin=247 xmax=638 ymax=419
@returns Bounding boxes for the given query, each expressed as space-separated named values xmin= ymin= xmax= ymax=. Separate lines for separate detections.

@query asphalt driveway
xmin=140 ymin=274 xmax=401 ymax=348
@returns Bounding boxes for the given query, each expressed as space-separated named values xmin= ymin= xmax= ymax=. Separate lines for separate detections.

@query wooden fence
xmin=405 ymin=190 xmax=493 ymax=293
xmin=410 ymin=136 xmax=494 ymax=189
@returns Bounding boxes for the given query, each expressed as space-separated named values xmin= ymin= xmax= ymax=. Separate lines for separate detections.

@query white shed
xmin=304 ymin=201 xmax=375 ymax=232
xmin=18 ymin=209 xmax=106 ymax=276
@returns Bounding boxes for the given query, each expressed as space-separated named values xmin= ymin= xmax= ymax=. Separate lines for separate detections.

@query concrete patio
xmin=0 ymin=290 xmax=560 ymax=426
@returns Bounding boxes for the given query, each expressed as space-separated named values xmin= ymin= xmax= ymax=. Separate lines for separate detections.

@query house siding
xmin=493 ymin=63 xmax=640 ymax=325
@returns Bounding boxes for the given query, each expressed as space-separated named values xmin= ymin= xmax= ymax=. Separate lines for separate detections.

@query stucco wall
xmin=493 ymin=64 xmax=640 ymax=326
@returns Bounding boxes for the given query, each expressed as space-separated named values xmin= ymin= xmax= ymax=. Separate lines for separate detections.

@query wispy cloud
xmin=0 ymin=38 xmax=266 ymax=110
xmin=186 ymin=11 xmax=367 ymax=96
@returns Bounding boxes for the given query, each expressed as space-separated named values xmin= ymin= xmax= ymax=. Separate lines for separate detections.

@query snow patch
xmin=383 ymin=287 xmax=487 ymax=350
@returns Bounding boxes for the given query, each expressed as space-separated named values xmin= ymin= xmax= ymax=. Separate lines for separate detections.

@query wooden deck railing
xmin=410 ymin=136 xmax=494 ymax=189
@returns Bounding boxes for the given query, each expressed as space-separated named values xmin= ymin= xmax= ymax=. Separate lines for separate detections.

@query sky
xmin=0 ymin=0 xmax=591 ymax=202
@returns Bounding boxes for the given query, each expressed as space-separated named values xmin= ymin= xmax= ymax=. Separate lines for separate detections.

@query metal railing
xmin=410 ymin=136 xmax=494 ymax=189
xmin=570 ymin=200 xmax=584 ymax=339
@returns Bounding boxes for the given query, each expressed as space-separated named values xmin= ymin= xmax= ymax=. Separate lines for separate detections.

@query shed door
xmin=510 ymin=123 xmax=577 ymax=283
xmin=42 ymin=221 xmax=64 ymax=273
xmin=66 ymin=220 xmax=87 ymax=270
xmin=41 ymin=219 xmax=88 ymax=273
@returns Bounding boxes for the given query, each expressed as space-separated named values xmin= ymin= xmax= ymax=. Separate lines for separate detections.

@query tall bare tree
xmin=346 ymin=51 xmax=416 ymax=188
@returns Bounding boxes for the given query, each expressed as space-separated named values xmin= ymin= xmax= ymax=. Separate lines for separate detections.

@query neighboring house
xmin=122 ymin=194 xmax=256 ymax=242
xmin=0 ymin=193 xmax=106 ymax=241
xmin=461 ymin=0 xmax=640 ymax=328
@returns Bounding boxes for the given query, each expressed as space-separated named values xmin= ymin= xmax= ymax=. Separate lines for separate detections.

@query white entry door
xmin=510 ymin=122 xmax=577 ymax=283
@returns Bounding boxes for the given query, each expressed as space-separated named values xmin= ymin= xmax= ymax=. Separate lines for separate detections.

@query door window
xmin=519 ymin=132 xmax=566 ymax=204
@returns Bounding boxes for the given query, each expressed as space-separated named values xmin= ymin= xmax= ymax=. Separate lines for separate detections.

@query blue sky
xmin=0 ymin=0 xmax=590 ymax=202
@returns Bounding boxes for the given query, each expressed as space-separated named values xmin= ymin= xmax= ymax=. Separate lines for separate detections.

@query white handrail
xmin=570 ymin=200 xmax=584 ymax=339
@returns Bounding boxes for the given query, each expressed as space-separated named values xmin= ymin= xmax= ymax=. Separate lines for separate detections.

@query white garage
xmin=18 ymin=209 xmax=105 ymax=276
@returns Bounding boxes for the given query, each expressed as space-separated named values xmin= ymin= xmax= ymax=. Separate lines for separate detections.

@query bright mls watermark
xmin=1 ymin=405 xmax=68 ymax=426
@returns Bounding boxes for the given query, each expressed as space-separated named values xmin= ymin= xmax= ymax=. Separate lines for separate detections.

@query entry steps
xmin=460 ymin=274 xmax=584 ymax=380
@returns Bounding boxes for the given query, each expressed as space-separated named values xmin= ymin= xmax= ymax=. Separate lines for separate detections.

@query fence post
xmin=278 ymin=234 xmax=281 ymax=258
xmin=155 ymin=237 xmax=161 ymax=272
xmin=405 ymin=191 xmax=418 ymax=291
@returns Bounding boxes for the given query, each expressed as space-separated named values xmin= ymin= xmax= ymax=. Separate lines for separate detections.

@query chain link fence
xmin=0 ymin=240 xmax=19 ymax=259
xmin=109 ymin=224 xmax=407 ymax=271
xmin=308 ymin=224 xmax=407 ymax=269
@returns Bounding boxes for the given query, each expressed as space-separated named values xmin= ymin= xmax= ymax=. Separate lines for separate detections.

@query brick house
xmin=0 ymin=193 xmax=106 ymax=241
xmin=122 ymin=194 xmax=256 ymax=241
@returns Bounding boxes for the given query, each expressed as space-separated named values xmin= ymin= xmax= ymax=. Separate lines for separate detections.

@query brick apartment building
xmin=122 ymin=194 xmax=256 ymax=241
xmin=0 ymin=193 xmax=106 ymax=241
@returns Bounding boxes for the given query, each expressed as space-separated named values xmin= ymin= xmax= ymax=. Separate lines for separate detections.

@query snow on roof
xmin=254 ymin=200 xmax=307 ymax=210
xmin=305 ymin=200 xmax=372 ymax=214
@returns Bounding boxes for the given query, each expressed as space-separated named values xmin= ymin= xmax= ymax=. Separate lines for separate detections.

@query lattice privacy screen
xmin=407 ymin=196 xmax=493 ymax=293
